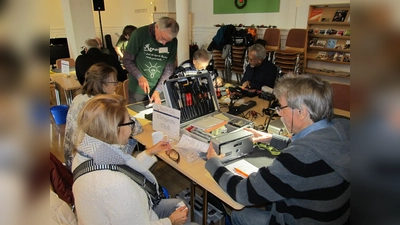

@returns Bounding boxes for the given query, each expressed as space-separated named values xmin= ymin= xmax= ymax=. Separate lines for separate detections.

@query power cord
xmin=243 ymin=110 xmax=263 ymax=121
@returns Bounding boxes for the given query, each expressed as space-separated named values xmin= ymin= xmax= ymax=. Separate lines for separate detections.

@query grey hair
xmin=248 ymin=44 xmax=267 ymax=60
xmin=157 ymin=17 xmax=179 ymax=38
xmin=85 ymin=38 xmax=100 ymax=50
xmin=274 ymin=73 xmax=334 ymax=122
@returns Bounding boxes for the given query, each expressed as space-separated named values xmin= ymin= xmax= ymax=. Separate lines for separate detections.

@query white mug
xmin=152 ymin=131 xmax=168 ymax=145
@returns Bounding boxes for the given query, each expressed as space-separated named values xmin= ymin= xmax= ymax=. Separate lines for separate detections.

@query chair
xmin=212 ymin=50 xmax=229 ymax=83
xmin=263 ymin=28 xmax=281 ymax=62
xmin=230 ymin=45 xmax=247 ymax=84
xmin=274 ymin=29 xmax=307 ymax=74
xmin=56 ymin=58 xmax=75 ymax=69
xmin=331 ymin=83 xmax=350 ymax=111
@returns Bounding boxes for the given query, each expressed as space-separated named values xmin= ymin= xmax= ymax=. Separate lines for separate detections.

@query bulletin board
xmin=214 ymin=0 xmax=280 ymax=14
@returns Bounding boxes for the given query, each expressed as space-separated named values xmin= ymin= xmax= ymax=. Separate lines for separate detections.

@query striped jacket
xmin=206 ymin=118 xmax=350 ymax=224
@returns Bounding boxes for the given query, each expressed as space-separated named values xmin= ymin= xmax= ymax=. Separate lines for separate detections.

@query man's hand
xmin=151 ymin=91 xmax=161 ymax=104
xmin=244 ymin=127 xmax=273 ymax=143
xmin=206 ymin=142 xmax=225 ymax=160
xmin=138 ymin=76 xmax=150 ymax=94
xmin=241 ymin=81 xmax=250 ymax=89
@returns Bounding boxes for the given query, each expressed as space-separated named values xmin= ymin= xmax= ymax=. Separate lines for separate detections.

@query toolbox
xmin=176 ymin=188 xmax=225 ymax=225
xmin=163 ymin=73 xmax=255 ymax=161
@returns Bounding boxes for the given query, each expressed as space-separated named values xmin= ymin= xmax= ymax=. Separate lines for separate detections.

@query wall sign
xmin=214 ymin=0 xmax=280 ymax=14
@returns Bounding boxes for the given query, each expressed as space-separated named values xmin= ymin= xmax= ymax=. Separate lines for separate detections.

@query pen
xmin=234 ymin=167 xmax=249 ymax=178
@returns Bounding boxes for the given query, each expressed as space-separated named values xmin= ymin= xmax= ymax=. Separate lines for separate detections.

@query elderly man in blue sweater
xmin=206 ymin=74 xmax=350 ymax=225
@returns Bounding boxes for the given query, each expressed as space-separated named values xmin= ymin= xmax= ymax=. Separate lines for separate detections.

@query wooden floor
xmin=50 ymin=94 xmax=196 ymax=199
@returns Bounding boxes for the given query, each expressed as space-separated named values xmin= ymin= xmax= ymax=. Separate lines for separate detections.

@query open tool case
xmin=163 ymin=73 xmax=255 ymax=161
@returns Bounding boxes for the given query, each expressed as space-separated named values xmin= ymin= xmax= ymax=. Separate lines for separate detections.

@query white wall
xmin=49 ymin=0 xmax=350 ymax=83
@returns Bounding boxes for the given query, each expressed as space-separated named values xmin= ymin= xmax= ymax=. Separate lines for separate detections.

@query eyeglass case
xmin=162 ymin=73 xmax=254 ymax=162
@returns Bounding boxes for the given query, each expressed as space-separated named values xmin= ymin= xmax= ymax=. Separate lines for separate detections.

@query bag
xmin=231 ymin=29 xmax=254 ymax=46
xmin=73 ymin=159 xmax=165 ymax=208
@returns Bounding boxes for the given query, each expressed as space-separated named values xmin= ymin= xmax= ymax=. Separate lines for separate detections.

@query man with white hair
xmin=75 ymin=38 xmax=127 ymax=85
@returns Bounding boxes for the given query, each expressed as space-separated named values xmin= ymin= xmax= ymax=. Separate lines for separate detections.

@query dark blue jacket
xmin=241 ymin=58 xmax=277 ymax=89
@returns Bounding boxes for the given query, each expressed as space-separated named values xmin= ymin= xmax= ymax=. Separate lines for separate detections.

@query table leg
xmin=202 ymin=189 xmax=208 ymax=225
xmin=65 ymin=89 xmax=74 ymax=105
xmin=54 ymin=83 xmax=61 ymax=105
xmin=190 ymin=181 xmax=195 ymax=222
xmin=68 ymin=90 xmax=74 ymax=104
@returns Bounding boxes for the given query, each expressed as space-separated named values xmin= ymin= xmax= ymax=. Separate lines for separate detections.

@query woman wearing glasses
xmin=72 ymin=94 xmax=193 ymax=225
xmin=64 ymin=62 xmax=142 ymax=171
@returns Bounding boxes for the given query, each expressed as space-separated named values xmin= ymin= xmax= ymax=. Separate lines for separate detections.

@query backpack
xmin=231 ymin=29 xmax=254 ymax=47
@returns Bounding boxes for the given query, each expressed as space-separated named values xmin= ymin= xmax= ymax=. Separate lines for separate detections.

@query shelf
xmin=305 ymin=68 xmax=350 ymax=78
xmin=308 ymin=22 xmax=350 ymax=26
xmin=307 ymin=58 xmax=350 ymax=65
xmin=308 ymin=34 xmax=350 ymax=40
xmin=308 ymin=47 xmax=350 ymax=52
xmin=305 ymin=4 xmax=350 ymax=78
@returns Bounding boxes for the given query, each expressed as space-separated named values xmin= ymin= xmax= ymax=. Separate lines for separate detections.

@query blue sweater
xmin=206 ymin=118 xmax=350 ymax=224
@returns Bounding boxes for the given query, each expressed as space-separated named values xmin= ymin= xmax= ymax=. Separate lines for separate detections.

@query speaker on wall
xmin=93 ymin=0 xmax=105 ymax=11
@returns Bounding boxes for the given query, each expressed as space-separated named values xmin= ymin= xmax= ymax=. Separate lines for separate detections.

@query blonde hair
xmin=75 ymin=94 xmax=127 ymax=146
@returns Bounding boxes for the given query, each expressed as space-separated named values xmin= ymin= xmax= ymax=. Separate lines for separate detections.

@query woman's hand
xmin=138 ymin=76 xmax=150 ymax=94
xmin=244 ymin=127 xmax=272 ymax=143
xmin=206 ymin=142 xmax=225 ymax=160
xmin=146 ymin=140 xmax=171 ymax=156
xmin=169 ymin=206 xmax=188 ymax=225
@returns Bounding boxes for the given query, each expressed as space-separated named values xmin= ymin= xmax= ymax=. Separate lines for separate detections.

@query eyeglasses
xmin=166 ymin=149 xmax=180 ymax=163
xmin=275 ymin=104 xmax=289 ymax=113
xmin=106 ymin=81 xmax=119 ymax=86
xmin=118 ymin=118 xmax=135 ymax=130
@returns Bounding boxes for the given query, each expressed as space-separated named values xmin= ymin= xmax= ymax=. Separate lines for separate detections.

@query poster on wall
xmin=214 ymin=0 xmax=280 ymax=14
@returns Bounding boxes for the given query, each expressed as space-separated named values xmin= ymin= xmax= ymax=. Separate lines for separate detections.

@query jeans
xmin=154 ymin=198 xmax=198 ymax=225
xmin=231 ymin=207 xmax=271 ymax=225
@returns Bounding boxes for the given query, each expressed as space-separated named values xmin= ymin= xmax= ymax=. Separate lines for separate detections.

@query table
xmin=127 ymin=103 xmax=245 ymax=225
xmin=50 ymin=72 xmax=81 ymax=105
xmin=219 ymin=95 xmax=350 ymax=125
xmin=127 ymin=96 xmax=350 ymax=225
xmin=132 ymin=123 xmax=243 ymax=224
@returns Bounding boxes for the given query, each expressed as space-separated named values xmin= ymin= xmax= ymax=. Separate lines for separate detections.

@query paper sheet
xmin=173 ymin=134 xmax=209 ymax=153
xmin=225 ymin=159 xmax=259 ymax=178
xmin=223 ymin=98 xmax=245 ymax=105
xmin=133 ymin=108 xmax=154 ymax=119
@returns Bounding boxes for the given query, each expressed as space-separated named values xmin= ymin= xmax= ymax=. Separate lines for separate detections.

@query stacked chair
xmin=212 ymin=49 xmax=230 ymax=83
xmin=230 ymin=45 xmax=247 ymax=84
xmin=262 ymin=28 xmax=281 ymax=62
xmin=274 ymin=28 xmax=307 ymax=74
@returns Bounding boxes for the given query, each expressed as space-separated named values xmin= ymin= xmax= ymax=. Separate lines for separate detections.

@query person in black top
xmin=241 ymin=43 xmax=277 ymax=90
xmin=75 ymin=38 xmax=127 ymax=85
